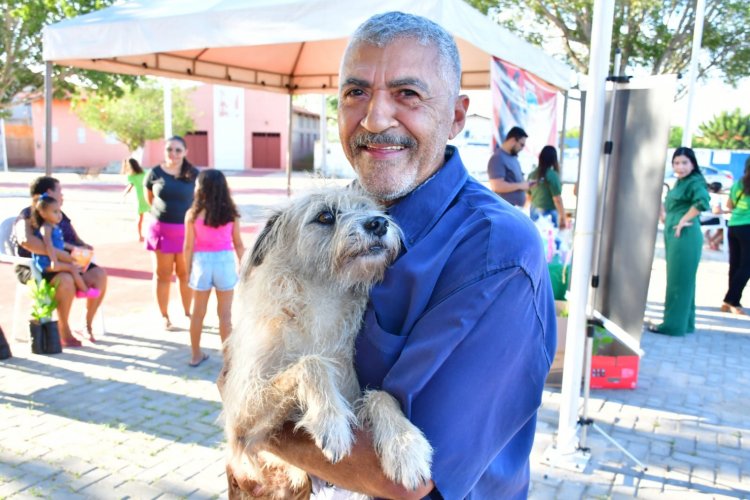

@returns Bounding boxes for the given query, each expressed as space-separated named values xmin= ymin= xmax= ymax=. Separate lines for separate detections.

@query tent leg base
xmin=542 ymin=444 xmax=590 ymax=472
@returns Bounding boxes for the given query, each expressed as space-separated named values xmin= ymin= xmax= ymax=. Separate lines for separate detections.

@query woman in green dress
xmin=649 ymin=147 xmax=710 ymax=336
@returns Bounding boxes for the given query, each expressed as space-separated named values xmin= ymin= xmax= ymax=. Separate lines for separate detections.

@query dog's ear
xmin=250 ymin=213 xmax=280 ymax=267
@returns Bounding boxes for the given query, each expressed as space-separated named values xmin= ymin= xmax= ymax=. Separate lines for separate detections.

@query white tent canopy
xmin=43 ymin=0 xmax=572 ymax=93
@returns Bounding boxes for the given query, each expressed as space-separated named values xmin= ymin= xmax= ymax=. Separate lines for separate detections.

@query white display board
xmin=213 ymin=85 xmax=245 ymax=170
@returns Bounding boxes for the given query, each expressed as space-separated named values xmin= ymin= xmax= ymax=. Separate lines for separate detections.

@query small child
xmin=31 ymin=194 xmax=100 ymax=299
xmin=183 ymin=170 xmax=245 ymax=367
xmin=122 ymin=158 xmax=150 ymax=241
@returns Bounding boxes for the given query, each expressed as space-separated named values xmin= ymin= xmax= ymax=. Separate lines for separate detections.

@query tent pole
xmin=45 ymin=61 xmax=53 ymax=175
xmin=319 ymin=94 xmax=328 ymax=177
xmin=555 ymin=0 xmax=615 ymax=455
xmin=1 ymin=118 xmax=8 ymax=172
xmin=681 ymin=0 xmax=705 ymax=147
xmin=163 ymin=78 xmax=173 ymax=139
xmin=559 ymin=91 xmax=569 ymax=163
xmin=286 ymin=94 xmax=293 ymax=197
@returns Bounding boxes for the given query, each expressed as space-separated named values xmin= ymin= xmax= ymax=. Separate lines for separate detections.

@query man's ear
xmin=448 ymin=94 xmax=470 ymax=140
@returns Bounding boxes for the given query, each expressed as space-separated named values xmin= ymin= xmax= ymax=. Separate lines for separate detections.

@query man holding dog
xmin=227 ymin=11 xmax=556 ymax=499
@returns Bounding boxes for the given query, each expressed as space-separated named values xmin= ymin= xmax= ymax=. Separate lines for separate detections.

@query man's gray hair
xmin=347 ymin=11 xmax=462 ymax=95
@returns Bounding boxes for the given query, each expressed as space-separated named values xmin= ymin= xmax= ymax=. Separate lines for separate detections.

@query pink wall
xmin=34 ymin=84 xmax=290 ymax=172
xmin=142 ymin=85 xmax=289 ymax=170
xmin=245 ymin=88 xmax=289 ymax=170
xmin=31 ymin=99 xmax=130 ymax=169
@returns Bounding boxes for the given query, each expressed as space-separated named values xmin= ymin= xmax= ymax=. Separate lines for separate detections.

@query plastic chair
xmin=0 ymin=216 xmax=42 ymax=341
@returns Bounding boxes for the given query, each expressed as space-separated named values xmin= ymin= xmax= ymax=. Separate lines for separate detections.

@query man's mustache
xmin=350 ymin=133 xmax=417 ymax=149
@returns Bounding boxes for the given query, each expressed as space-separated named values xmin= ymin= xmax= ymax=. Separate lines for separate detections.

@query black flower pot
xmin=29 ymin=320 xmax=62 ymax=355
xmin=0 ymin=326 xmax=11 ymax=360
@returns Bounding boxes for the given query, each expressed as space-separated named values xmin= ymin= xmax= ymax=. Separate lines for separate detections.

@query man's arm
xmin=15 ymin=216 xmax=46 ymax=255
xmin=226 ymin=423 xmax=433 ymax=500
xmin=487 ymin=153 xmax=532 ymax=194
xmin=488 ymin=177 xmax=531 ymax=194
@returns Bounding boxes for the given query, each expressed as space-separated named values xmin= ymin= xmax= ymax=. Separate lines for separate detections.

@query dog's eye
xmin=315 ymin=210 xmax=335 ymax=225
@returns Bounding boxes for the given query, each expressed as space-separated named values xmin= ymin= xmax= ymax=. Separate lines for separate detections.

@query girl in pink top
xmin=184 ymin=170 xmax=245 ymax=367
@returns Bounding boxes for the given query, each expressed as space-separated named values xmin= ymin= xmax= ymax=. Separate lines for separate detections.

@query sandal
xmin=75 ymin=288 xmax=101 ymax=299
xmin=188 ymin=353 xmax=209 ymax=368
xmin=721 ymin=303 xmax=746 ymax=315
xmin=61 ymin=336 xmax=82 ymax=348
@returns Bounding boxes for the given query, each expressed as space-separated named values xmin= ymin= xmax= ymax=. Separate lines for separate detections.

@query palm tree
xmin=694 ymin=109 xmax=750 ymax=150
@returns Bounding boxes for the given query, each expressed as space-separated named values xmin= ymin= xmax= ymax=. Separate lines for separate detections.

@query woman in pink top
xmin=184 ymin=170 xmax=245 ymax=367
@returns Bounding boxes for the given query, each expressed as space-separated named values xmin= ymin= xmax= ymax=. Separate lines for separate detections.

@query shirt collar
xmin=388 ymin=146 xmax=469 ymax=250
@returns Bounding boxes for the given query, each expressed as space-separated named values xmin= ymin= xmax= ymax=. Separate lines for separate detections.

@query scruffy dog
xmin=221 ymin=187 xmax=432 ymax=498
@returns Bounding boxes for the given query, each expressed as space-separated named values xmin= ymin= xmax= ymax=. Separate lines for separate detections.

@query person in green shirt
xmin=528 ymin=145 xmax=568 ymax=228
xmin=721 ymin=157 xmax=750 ymax=315
xmin=122 ymin=158 xmax=150 ymax=242
xmin=649 ymin=147 xmax=710 ymax=336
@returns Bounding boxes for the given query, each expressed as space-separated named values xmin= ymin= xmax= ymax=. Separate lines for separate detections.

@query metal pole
xmin=578 ymin=325 xmax=595 ymax=449
xmin=589 ymin=49 xmax=623 ymax=310
xmin=286 ymin=94 xmax=293 ymax=197
xmin=319 ymin=94 xmax=328 ymax=177
xmin=1 ymin=118 xmax=8 ymax=172
xmin=44 ymin=61 xmax=53 ymax=175
xmin=559 ymin=91 xmax=569 ymax=163
xmin=163 ymin=78 xmax=173 ymax=139
xmin=681 ymin=0 xmax=706 ymax=147
xmin=556 ymin=0 xmax=615 ymax=455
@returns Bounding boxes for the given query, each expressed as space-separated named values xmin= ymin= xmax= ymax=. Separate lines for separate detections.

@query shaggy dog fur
xmin=221 ymin=187 xmax=432 ymax=498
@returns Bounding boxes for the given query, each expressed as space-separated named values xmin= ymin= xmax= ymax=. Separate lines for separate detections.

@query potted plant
xmin=28 ymin=279 xmax=62 ymax=354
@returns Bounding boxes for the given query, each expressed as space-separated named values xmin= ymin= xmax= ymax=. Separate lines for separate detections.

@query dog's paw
xmin=378 ymin=425 xmax=433 ymax=491
xmin=315 ymin=414 xmax=355 ymax=463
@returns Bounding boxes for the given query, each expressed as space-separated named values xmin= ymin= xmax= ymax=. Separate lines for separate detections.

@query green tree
xmin=0 ymin=0 xmax=140 ymax=115
xmin=694 ymin=108 xmax=750 ymax=150
xmin=466 ymin=0 xmax=750 ymax=88
xmin=564 ymin=127 xmax=580 ymax=139
xmin=668 ymin=126 xmax=684 ymax=148
xmin=73 ymin=83 xmax=195 ymax=152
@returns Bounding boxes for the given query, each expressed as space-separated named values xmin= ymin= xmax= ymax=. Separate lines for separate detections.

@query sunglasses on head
xmin=166 ymin=147 xmax=184 ymax=153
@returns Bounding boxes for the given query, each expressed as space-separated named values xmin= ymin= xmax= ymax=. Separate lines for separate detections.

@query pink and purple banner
xmin=491 ymin=57 xmax=559 ymax=167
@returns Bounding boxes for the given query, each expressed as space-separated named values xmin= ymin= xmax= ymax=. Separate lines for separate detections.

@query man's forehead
xmin=339 ymin=40 xmax=439 ymax=86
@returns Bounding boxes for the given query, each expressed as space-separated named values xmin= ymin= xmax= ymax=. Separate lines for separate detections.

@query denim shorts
xmin=189 ymin=251 xmax=238 ymax=292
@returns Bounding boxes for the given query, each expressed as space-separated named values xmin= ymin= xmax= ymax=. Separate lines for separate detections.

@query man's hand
xmin=226 ymin=451 xmax=311 ymax=500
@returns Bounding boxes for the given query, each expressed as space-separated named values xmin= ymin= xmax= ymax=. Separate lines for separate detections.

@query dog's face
xmin=248 ymin=187 xmax=401 ymax=290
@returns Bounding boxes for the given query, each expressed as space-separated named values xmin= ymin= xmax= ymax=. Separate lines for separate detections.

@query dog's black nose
xmin=364 ymin=216 xmax=389 ymax=237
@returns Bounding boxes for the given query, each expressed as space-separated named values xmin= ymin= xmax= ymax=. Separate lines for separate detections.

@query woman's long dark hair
xmin=167 ymin=135 xmax=196 ymax=181
xmin=742 ymin=156 xmax=750 ymax=195
xmin=189 ymin=169 xmax=239 ymax=227
xmin=672 ymin=147 xmax=705 ymax=181
xmin=123 ymin=158 xmax=144 ymax=175
xmin=537 ymin=145 xmax=560 ymax=180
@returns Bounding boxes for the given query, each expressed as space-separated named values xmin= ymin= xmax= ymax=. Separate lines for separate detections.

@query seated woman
xmin=13 ymin=176 xmax=108 ymax=346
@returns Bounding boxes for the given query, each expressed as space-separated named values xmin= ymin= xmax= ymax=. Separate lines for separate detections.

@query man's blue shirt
xmin=354 ymin=146 xmax=556 ymax=499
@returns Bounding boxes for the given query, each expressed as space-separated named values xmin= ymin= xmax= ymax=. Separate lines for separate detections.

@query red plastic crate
xmin=590 ymin=355 xmax=639 ymax=389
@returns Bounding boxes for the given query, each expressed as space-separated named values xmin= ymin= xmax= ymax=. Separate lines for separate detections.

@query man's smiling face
xmin=338 ymin=38 xmax=467 ymax=203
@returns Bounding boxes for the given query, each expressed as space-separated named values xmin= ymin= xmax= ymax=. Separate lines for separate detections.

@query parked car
xmin=664 ymin=166 xmax=734 ymax=191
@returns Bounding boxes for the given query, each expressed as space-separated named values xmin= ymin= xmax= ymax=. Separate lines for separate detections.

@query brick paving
xmin=1 ymin=169 xmax=749 ymax=499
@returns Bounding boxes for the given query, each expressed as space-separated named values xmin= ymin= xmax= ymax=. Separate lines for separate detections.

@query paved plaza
xmin=0 ymin=170 xmax=748 ymax=499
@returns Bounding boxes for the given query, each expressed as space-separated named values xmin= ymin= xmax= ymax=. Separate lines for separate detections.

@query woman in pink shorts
xmin=144 ymin=136 xmax=200 ymax=330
